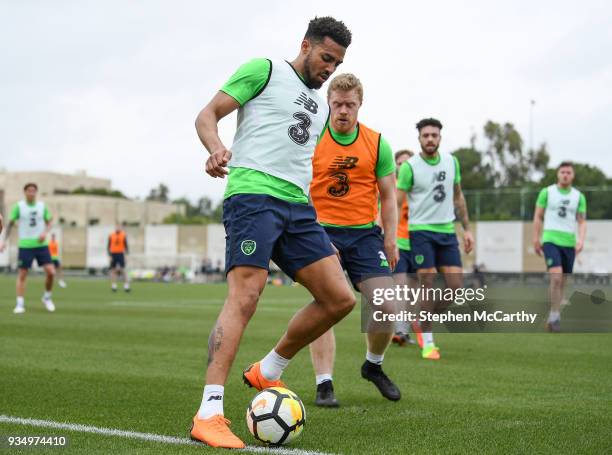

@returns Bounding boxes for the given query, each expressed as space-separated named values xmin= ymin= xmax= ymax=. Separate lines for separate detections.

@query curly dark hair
xmin=416 ymin=118 xmax=443 ymax=132
xmin=304 ymin=16 xmax=352 ymax=48
xmin=23 ymin=182 xmax=38 ymax=191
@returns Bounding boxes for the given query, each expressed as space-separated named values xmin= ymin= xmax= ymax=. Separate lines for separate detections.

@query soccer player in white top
xmin=191 ymin=17 xmax=354 ymax=448
xmin=396 ymin=118 xmax=474 ymax=360
xmin=0 ymin=183 xmax=56 ymax=314
xmin=533 ymin=161 xmax=587 ymax=332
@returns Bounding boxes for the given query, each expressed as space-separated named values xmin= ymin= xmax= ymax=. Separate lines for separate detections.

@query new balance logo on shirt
xmin=207 ymin=395 xmax=222 ymax=401
xmin=329 ymin=156 xmax=359 ymax=170
xmin=294 ymin=92 xmax=318 ymax=114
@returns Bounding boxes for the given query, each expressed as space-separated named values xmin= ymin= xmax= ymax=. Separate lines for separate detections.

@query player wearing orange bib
xmin=308 ymin=73 xmax=401 ymax=406
xmin=391 ymin=149 xmax=418 ymax=346
xmin=48 ymin=234 xmax=67 ymax=288
xmin=108 ymin=225 xmax=130 ymax=292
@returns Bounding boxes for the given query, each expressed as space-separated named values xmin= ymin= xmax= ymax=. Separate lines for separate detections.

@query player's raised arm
xmin=195 ymin=92 xmax=240 ymax=178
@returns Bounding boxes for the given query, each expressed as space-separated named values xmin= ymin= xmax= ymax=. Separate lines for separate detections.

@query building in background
xmin=0 ymin=169 xmax=184 ymax=226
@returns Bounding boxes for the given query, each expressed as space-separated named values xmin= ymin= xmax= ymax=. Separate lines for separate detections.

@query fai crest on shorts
xmin=241 ymin=240 xmax=257 ymax=256
xmin=415 ymin=254 xmax=424 ymax=265
xmin=378 ymin=250 xmax=389 ymax=267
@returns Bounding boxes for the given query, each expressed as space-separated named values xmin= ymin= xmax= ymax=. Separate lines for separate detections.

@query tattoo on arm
xmin=207 ymin=324 xmax=224 ymax=366
xmin=454 ymin=185 xmax=470 ymax=230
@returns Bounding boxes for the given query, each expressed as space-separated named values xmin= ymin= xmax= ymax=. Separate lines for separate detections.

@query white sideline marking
xmin=0 ymin=415 xmax=332 ymax=455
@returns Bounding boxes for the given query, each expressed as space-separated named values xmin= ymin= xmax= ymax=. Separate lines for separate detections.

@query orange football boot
xmin=243 ymin=362 xmax=286 ymax=391
xmin=411 ymin=321 xmax=424 ymax=348
xmin=190 ymin=414 xmax=245 ymax=449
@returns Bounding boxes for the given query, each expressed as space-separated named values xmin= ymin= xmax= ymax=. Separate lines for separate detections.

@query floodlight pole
xmin=529 ymin=99 xmax=536 ymax=151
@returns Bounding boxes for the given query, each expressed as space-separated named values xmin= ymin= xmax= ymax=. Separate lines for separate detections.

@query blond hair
xmin=327 ymin=73 xmax=363 ymax=102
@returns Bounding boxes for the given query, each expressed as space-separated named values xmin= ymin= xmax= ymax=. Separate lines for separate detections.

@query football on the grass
xmin=246 ymin=387 xmax=305 ymax=445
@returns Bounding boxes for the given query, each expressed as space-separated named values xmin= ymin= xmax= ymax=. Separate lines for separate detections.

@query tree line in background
xmin=145 ymin=183 xmax=224 ymax=224
xmin=454 ymin=121 xmax=612 ymax=220
xmin=144 ymin=120 xmax=611 ymax=224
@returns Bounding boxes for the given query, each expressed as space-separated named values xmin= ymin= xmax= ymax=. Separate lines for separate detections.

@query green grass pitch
xmin=0 ymin=276 xmax=610 ymax=454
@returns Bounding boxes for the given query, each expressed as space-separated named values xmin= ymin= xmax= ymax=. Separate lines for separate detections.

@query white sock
xmin=16 ymin=297 xmax=24 ymax=308
xmin=112 ymin=283 xmax=117 ymax=289
xmin=422 ymin=332 xmax=434 ymax=347
xmin=395 ymin=320 xmax=409 ymax=335
xmin=43 ymin=291 xmax=52 ymax=300
xmin=198 ymin=385 xmax=224 ymax=419
xmin=548 ymin=310 xmax=561 ymax=322
xmin=366 ymin=351 xmax=384 ymax=365
xmin=124 ymin=282 xmax=130 ymax=289
xmin=260 ymin=350 xmax=290 ymax=381
xmin=315 ymin=374 xmax=333 ymax=385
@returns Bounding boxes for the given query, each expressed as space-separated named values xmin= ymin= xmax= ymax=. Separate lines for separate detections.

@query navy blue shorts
xmin=110 ymin=253 xmax=126 ymax=269
xmin=223 ymin=194 xmax=335 ymax=280
xmin=18 ymin=247 xmax=52 ymax=269
xmin=323 ymin=225 xmax=391 ymax=289
xmin=52 ymin=259 xmax=61 ymax=268
xmin=543 ymin=242 xmax=575 ymax=273
xmin=410 ymin=230 xmax=462 ymax=270
xmin=394 ymin=248 xmax=416 ymax=274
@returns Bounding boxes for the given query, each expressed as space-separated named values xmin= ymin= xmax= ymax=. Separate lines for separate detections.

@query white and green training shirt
xmin=536 ymin=185 xmax=586 ymax=247
xmin=397 ymin=153 xmax=461 ymax=234
xmin=9 ymin=200 xmax=52 ymax=248
xmin=220 ymin=58 xmax=329 ymax=204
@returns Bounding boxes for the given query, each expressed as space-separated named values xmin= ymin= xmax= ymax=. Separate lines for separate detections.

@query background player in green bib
xmin=0 ymin=183 xmax=56 ymax=314
xmin=397 ymin=118 xmax=474 ymax=360
xmin=191 ymin=17 xmax=354 ymax=448
xmin=533 ymin=161 xmax=587 ymax=332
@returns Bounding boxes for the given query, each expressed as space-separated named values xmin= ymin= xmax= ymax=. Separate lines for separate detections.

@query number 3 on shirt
xmin=288 ymin=112 xmax=311 ymax=145
xmin=433 ymin=184 xmax=446 ymax=202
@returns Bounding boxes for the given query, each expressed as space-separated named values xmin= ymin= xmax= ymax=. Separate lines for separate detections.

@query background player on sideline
xmin=0 ymin=183 xmax=56 ymax=314
xmin=397 ymin=118 xmax=474 ymax=360
xmin=533 ymin=161 xmax=587 ymax=332
xmin=108 ymin=224 xmax=130 ymax=292
xmin=48 ymin=233 xmax=67 ymax=288
xmin=308 ymin=73 xmax=401 ymax=407
xmin=392 ymin=149 xmax=417 ymax=347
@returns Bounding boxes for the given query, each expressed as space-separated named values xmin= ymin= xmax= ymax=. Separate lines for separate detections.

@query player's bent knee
xmin=331 ymin=291 xmax=356 ymax=320
xmin=230 ymin=290 xmax=260 ymax=321
xmin=550 ymin=273 xmax=563 ymax=287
